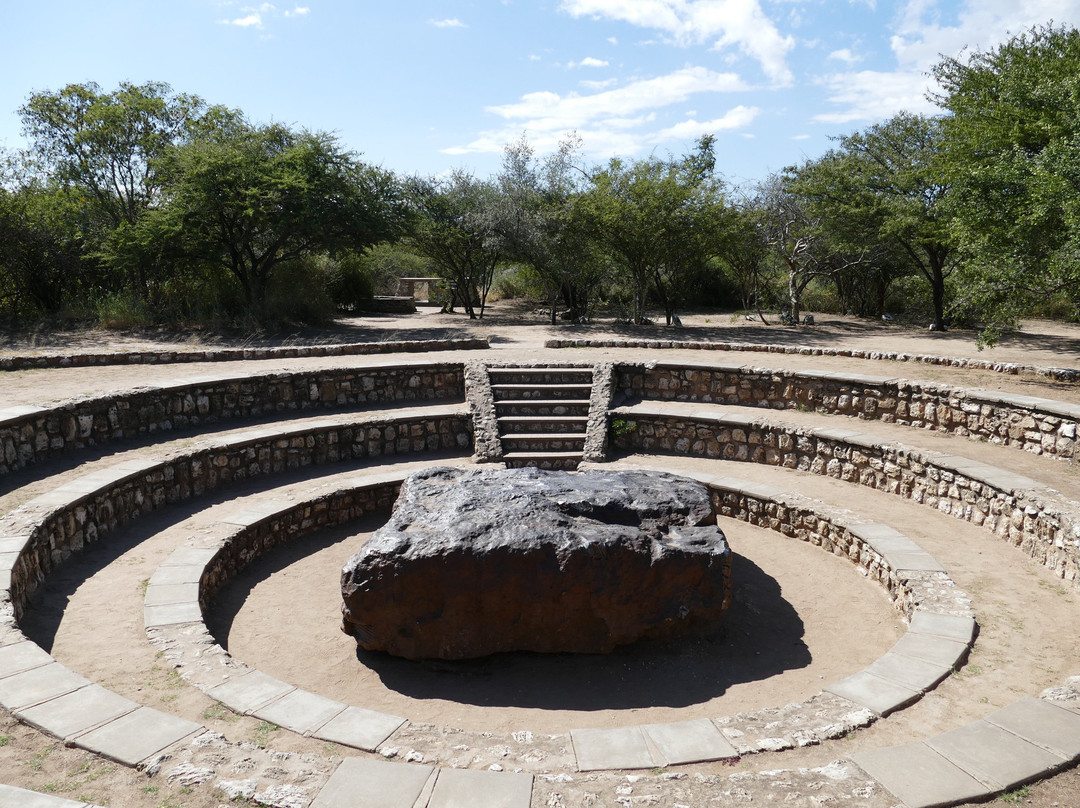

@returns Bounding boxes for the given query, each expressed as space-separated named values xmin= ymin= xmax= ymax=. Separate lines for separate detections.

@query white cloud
xmin=653 ymin=104 xmax=760 ymax=139
xmin=816 ymin=0 xmax=1080 ymax=124
xmin=444 ymin=66 xmax=755 ymax=159
xmin=486 ymin=66 xmax=747 ymax=131
xmin=219 ymin=3 xmax=309 ymax=28
xmin=224 ymin=13 xmax=263 ymax=27
xmin=571 ymin=56 xmax=611 ymax=68
xmin=827 ymin=48 xmax=861 ymax=65
xmin=581 ymin=78 xmax=620 ymax=90
xmin=813 ymin=69 xmax=939 ymax=124
xmin=430 ymin=18 xmax=467 ymax=28
xmin=608 ymin=36 xmax=619 ymax=45
xmin=560 ymin=0 xmax=795 ymax=84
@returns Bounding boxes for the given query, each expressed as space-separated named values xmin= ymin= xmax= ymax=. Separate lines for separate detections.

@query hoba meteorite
xmin=341 ymin=466 xmax=732 ymax=660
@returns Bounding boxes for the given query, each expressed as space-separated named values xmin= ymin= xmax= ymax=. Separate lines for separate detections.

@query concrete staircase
xmin=489 ymin=366 xmax=594 ymax=469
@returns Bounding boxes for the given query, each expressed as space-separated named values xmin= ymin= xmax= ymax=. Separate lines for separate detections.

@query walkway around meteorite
xmin=2 ymin=345 xmax=1080 ymax=807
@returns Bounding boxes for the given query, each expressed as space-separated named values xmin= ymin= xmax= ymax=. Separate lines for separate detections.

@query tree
xmin=406 ymin=170 xmax=504 ymax=319
xmin=757 ymin=172 xmax=871 ymax=324
xmin=19 ymin=82 xmax=206 ymax=300
xmin=134 ymin=114 xmax=405 ymax=316
xmin=789 ymin=113 xmax=958 ymax=328
xmin=496 ymin=134 xmax=602 ymax=323
xmin=716 ymin=192 xmax=772 ymax=319
xmin=932 ymin=24 xmax=1080 ymax=335
xmin=583 ymin=138 xmax=729 ymax=325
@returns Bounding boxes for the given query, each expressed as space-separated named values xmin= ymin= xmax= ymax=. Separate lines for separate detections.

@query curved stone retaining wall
xmin=198 ymin=478 xmax=403 ymax=609
xmin=153 ymin=466 xmax=971 ymax=763
xmin=611 ymin=404 xmax=1080 ymax=585
xmin=0 ymin=363 xmax=466 ymax=477
xmin=0 ymin=337 xmax=487 ymax=371
xmin=615 ymin=362 xmax=1080 ymax=462
xmin=1 ymin=408 xmax=472 ymax=619
xmin=548 ymin=337 xmax=1080 ymax=382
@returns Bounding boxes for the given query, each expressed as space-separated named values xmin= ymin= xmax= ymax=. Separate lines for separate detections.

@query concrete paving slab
xmin=572 ymin=725 xmax=656 ymax=771
xmin=428 ymin=768 xmax=534 ymax=808
xmin=909 ymin=612 xmax=977 ymax=644
xmin=887 ymin=552 xmax=947 ymax=573
xmin=985 ymin=698 xmax=1080 ymax=761
xmin=160 ymin=547 xmax=219 ymax=567
xmin=310 ymin=757 xmax=433 ymax=808
xmin=824 ymin=670 xmax=921 ymax=717
xmin=0 ymin=535 xmax=30 ymax=554
xmin=0 ymin=404 xmax=48 ymax=424
xmin=642 ymin=718 xmax=738 ymax=765
xmin=206 ymin=669 xmax=294 ymax=714
xmin=218 ymin=499 xmax=292 ymax=527
xmin=0 ymin=661 xmax=90 ymax=710
xmin=890 ymin=633 xmax=969 ymax=669
xmin=143 ymin=582 xmax=200 ymax=607
xmin=74 ymin=706 xmax=202 ymax=766
xmin=846 ymin=521 xmax=909 ymax=544
xmin=864 ymin=652 xmax=952 ymax=693
xmin=853 ymin=740 xmax=988 ymax=808
xmin=926 ymin=719 xmax=1066 ymax=790
xmin=0 ymin=639 xmax=53 ymax=678
xmin=143 ymin=601 xmax=203 ymax=628
xmin=17 ymin=684 xmax=138 ymax=739
xmin=313 ymin=706 xmax=406 ymax=751
xmin=254 ymin=688 xmax=345 ymax=735
xmin=148 ymin=564 xmax=204 ymax=586
xmin=0 ymin=783 xmax=98 ymax=808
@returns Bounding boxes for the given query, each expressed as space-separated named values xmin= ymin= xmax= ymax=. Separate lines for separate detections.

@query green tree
xmin=757 ymin=172 xmax=871 ymax=324
xmin=496 ymin=134 xmax=603 ymax=323
xmin=0 ymin=152 xmax=95 ymax=319
xmin=405 ymin=170 xmax=504 ymax=319
xmin=932 ymin=24 xmax=1080 ymax=334
xmin=19 ymin=82 xmax=206 ymax=301
xmin=716 ymin=192 xmax=772 ymax=319
xmin=583 ymin=138 xmax=729 ymax=325
xmin=133 ymin=114 xmax=405 ymax=317
xmin=789 ymin=113 xmax=957 ymax=328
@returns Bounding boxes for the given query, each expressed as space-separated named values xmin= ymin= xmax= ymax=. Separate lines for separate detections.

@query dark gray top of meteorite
xmin=362 ymin=466 xmax=724 ymax=558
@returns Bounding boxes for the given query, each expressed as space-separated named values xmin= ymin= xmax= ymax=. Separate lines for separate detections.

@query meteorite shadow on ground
xmin=356 ymin=551 xmax=808 ymax=711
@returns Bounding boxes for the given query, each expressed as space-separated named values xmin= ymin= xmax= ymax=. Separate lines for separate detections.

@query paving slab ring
xmin=142 ymin=464 xmax=976 ymax=770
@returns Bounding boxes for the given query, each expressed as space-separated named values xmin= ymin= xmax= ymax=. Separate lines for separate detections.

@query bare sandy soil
xmin=3 ymin=305 xmax=1080 ymax=807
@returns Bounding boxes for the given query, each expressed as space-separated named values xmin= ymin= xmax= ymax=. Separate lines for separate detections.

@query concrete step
xmin=494 ymin=400 xmax=591 ymax=417
xmin=491 ymin=383 xmax=593 ymax=400
xmin=488 ymin=367 xmax=593 ymax=385
xmin=497 ymin=415 xmax=589 ymax=434
xmin=502 ymin=451 xmax=582 ymax=470
xmin=502 ymin=434 xmax=587 ymax=452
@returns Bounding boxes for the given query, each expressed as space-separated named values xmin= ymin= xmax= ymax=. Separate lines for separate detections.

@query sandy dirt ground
xmin=3 ymin=305 xmax=1080 ymax=807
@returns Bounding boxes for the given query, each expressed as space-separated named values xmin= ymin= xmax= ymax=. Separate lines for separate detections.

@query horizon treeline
xmin=2 ymin=24 xmax=1079 ymax=343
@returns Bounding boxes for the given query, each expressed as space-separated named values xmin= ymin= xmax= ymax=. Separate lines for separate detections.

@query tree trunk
xmin=930 ymin=261 xmax=946 ymax=330
xmin=788 ymin=270 xmax=802 ymax=325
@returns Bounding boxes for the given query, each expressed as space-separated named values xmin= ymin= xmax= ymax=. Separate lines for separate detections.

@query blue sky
xmin=3 ymin=1 xmax=1080 ymax=188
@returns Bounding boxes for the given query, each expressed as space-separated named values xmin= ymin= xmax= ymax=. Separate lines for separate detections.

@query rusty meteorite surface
xmin=340 ymin=466 xmax=732 ymax=660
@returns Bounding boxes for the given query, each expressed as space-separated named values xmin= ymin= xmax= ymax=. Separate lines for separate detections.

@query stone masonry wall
xmin=0 ymin=337 xmax=486 ymax=371
xmin=5 ymin=412 xmax=471 ymax=618
xmin=0 ymin=363 xmax=466 ymax=477
xmin=200 ymin=481 xmax=402 ymax=608
xmin=611 ymin=409 xmax=1080 ymax=585
xmin=615 ymin=363 xmax=1080 ymax=462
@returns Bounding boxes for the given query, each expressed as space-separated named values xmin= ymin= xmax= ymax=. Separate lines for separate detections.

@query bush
xmin=325 ymin=252 xmax=374 ymax=310
xmin=263 ymin=257 xmax=337 ymax=325
xmin=95 ymin=290 xmax=153 ymax=329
